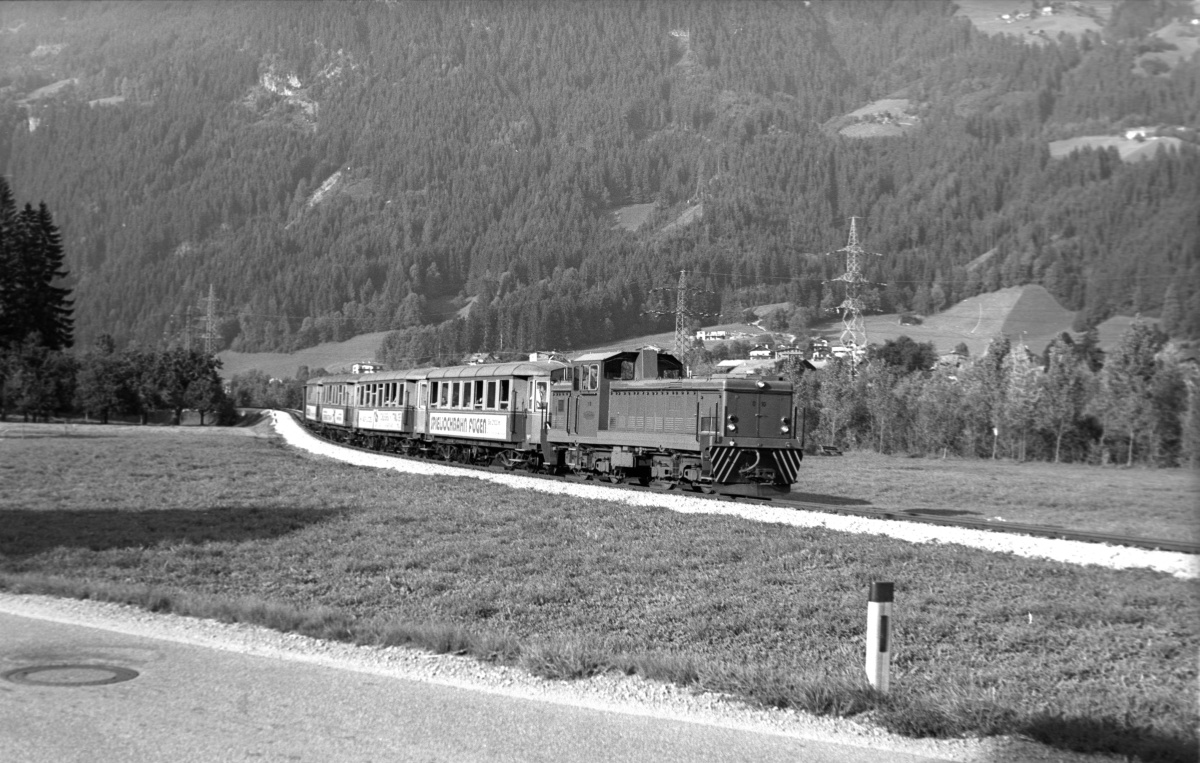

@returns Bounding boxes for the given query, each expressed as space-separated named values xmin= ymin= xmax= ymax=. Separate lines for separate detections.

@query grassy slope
xmin=953 ymin=0 xmax=1111 ymax=41
xmin=0 ymin=426 xmax=1196 ymax=762
xmin=217 ymin=331 xmax=391 ymax=380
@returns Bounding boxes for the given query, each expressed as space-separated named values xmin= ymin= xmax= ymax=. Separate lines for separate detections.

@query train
xmin=302 ymin=346 xmax=805 ymax=498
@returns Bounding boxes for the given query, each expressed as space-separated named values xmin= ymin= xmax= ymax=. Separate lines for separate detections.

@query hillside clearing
xmin=1048 ymin=135 xmax=1187 ymax=163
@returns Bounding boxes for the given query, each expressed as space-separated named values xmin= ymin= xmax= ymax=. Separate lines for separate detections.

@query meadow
xmin=0 ymin=424 xmax=1196 ymax=762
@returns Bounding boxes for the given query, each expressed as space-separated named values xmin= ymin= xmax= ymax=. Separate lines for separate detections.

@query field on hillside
xmin=954 ymin=0 xmax=1111 ymax=41
xmin=1049 ymin=135 xmax=1186 ymax=162
xmin=218 ymin=331 xmax=391 ymax=380
xmin=610 ymin=202 xmax=655 ymax=231
xmin=1 ymin=425 xmax=1196 ymax=762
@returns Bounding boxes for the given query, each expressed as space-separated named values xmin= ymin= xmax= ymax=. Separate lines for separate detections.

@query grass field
xmin=1 ymin=425 xmax=1196 ymax=761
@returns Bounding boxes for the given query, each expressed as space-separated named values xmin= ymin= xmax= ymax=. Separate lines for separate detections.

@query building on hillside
xmin=715 ymin=358 xmax=780 ymax=376
xmin=351 ymin=362 xmax=382 ymax=374
xmin=464 ymin=352 xmax=501 ymax=365
xmin=528 ymin=351 xmax=567 ymax=362
xmin=749 ymin=345 xmax=775 ymax=359
xmin=695 ymin=329 xmax=728 ymax=341
xmin=937 ymin=350 xmax=969 ymax=372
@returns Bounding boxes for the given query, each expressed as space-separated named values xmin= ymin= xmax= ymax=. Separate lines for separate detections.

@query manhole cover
xmin=3 ymin=664 xmax=139 ymax=687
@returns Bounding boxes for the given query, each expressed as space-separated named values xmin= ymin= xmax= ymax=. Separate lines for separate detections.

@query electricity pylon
xmin=197 ymin=284 xmax=221 ymax=354
xmin=826 ymin=217 xmax=882 ymax=361
xmin=646 ymin=270 xmax=716 ymax=376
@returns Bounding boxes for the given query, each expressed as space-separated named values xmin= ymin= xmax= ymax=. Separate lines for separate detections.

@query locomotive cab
xmin=546 ymin=348 xmax=803 ymax=497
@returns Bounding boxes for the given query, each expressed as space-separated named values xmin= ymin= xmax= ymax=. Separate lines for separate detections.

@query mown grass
xmin=797 ymin=450 xmax=1199 ymax=541
xmin=1 ymin=426 xmax=1196 ymax=762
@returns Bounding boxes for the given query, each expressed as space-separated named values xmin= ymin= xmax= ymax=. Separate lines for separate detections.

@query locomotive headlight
xmin=726 ymin=415 xmax=738 ymax=433
xmin=780 ymin=417 xmax=791 ymax=434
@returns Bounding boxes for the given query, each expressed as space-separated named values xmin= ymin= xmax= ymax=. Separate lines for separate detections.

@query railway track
xmin=282 ymin=411 xmax=1199 ymax=557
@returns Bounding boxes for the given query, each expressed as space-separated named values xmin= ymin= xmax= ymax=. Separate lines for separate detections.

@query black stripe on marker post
xmin=879 ymin=615 xmax=889 ymax=653
xmin=869 ymin=582 xmax=894 ymax=603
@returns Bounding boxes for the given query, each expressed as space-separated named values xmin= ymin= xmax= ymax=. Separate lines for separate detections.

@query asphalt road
xmin=0 ymin=608 xmax=954 ymax=763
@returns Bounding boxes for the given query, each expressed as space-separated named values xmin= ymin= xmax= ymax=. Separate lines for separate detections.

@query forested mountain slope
xmin=2 ymin=0 xmax=1197 ymax=363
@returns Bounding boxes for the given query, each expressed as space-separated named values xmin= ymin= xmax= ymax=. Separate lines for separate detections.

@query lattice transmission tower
xmin=646 ymin=270 xmax=716 ymax=376
xmin=826 ymin=217 xmax=883 ymax=361
xmin=197 ymin=284 xmax=221 ymax=354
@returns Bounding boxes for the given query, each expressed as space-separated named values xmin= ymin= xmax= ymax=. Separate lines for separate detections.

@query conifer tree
xmin=0 ymin=179 xmax=73 ymax=352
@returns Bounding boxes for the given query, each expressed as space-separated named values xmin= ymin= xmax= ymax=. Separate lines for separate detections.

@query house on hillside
xmin=715 ymin=358 xmax=782 ymax=376
xmin=351 ymin=362 xmax=382 ymax=374
xmin=695 ymin=329 xmax=728 ymax=341
xmin=464 ymin=352 xmax=501 ymax=365
xmin=749 ymin=345 xmax=775 ymax=359
xmin=937 ymin=350 xmax=969 ymax=372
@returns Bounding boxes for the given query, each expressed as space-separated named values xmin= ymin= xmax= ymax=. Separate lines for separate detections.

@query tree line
xmin=782 ymin=322 xmax=1199 ymax=469
xmin=1 ymin=177 xmax=233 ymax=425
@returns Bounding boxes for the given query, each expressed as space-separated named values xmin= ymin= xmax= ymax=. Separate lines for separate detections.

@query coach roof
xmin=425 ymin=360 xmax=565 ymax=380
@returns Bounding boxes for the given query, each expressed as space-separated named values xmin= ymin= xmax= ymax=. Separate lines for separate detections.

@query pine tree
xmin=0 ymin=177 xmax=20 ymax=350
xmin=20 ymin=202 xmax=74 ymax=351
xmin=0 ymin=180 xmax=73 ymax=352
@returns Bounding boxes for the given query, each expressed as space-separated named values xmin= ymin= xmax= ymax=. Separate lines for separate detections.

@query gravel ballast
xmin=270 ymin=413 xmax=1199 ymax=579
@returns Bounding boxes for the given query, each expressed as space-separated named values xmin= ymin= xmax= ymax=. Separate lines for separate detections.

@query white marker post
xmin=865 ymin=581 xmax=893 ymax=693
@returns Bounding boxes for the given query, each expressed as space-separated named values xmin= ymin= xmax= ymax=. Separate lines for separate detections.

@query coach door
xmin=531 ymin=380 xmax=551 ymax=437
xmin=415 ymin=381 xmax=429 ymax=434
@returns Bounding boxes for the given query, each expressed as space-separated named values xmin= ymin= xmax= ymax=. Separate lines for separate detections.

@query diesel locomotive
xmin=303 ymin=347 xmax=804 ymax=498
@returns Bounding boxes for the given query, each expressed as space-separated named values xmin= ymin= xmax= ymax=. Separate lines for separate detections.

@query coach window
xmin=499 ymin=379 xmax=511 ymax=410
xmin=431 ymin=381 xmax=442 ymax=407
xmin=486 ymin=380 xmax=497 ymax=409
xmin=473 ymin=380 xmax=485 ymax=409
xmin=419 ymin=382 xmax=429 ymax=408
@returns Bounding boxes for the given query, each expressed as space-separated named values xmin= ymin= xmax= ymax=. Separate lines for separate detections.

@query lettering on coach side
xmin=427 ymin=412 xmax=507 ymax=440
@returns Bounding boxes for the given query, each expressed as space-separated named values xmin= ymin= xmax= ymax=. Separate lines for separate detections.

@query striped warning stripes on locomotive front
xmin=772 ymin=448 xmax=803 ymax=484
xmin=709 ymin=445 xmax=803 ymax=485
